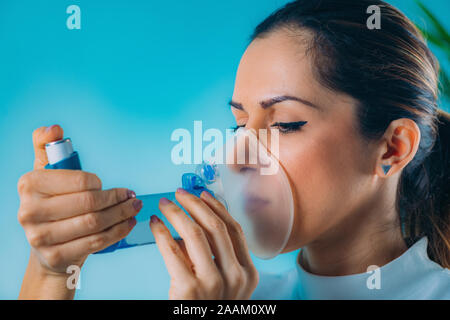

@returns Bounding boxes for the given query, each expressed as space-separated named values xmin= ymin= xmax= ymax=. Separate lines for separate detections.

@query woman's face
xmin=231 ymin=30 xmax=378 ymax=252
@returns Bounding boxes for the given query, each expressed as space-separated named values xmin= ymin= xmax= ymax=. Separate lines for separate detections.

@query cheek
xmin=279 ymin=124 xmax=368 ymax=246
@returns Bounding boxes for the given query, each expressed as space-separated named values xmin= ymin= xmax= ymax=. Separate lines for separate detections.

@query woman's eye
xmin=231 ymin=121 xmax=307 ymax=133
xmin=271 ymin=121 xmax=307 ymax=133
xmin=231 ymin=124 xmax=246 ymax=132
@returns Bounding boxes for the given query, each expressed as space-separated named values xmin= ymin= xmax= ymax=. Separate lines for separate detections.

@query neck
xmin=300 ymin=178 xmax=408 ymax=276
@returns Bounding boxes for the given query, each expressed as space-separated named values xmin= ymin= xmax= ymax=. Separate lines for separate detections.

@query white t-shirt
xmin=251 ymin=237 xmax=450 ymax=299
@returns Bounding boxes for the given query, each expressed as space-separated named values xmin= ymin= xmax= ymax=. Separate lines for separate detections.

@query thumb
xmin=32 ymin=125 xmax=64 ymax=170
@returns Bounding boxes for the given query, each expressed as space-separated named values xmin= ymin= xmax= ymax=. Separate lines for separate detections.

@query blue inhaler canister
xmin=44 ymin=137 xmax=224 ymax=254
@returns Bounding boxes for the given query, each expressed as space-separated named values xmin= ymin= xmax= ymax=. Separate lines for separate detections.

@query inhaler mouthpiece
xmin=202 ymin=128 xmax=294 ymax=259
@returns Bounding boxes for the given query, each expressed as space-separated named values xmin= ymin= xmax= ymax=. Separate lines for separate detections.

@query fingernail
xmin=201 ymin=190 xmax=213 ymax=199
xmin=132 ymin=199 xmax=143 ymax=211
xmin=159 ymin=197 xmax=170 ymax=205
xmin=176 ymin=188 xmax=188 ymax=195
xmin=128 ymin=217 xmax=137 ymax=227
xmin=45 ymin=125 xmax=57 ymax=133
xmin=150 ymin=215 xmax=160 ymax=224
xmin=127 ymin=189 xmax=136 ymax=199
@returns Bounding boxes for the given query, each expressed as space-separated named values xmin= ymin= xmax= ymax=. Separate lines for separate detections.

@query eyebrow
xmin=229 ymin=95 xmax=320 ymax=111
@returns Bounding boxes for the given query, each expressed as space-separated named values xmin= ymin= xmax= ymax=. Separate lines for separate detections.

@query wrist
xmin=19 ymin=251 xmax=77 ymax=300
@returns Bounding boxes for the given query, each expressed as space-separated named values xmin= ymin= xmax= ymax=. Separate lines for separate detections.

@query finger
xmin=176 ymin=239 xmax=195 ymax=272
xmin=33 ymin=125 xmax=64 ymax=170
xmin=26 ymin=169 xmax=102 ymax=196
xmin=150 ymin=216 xmax=196 ymax=280
xmin=200 ymin=190 xmax=254 ymax=268
xmin=175 ymin=188 xmax=240 ymax=271
xmin=38 ymin=188 xmax=135 ymax=221
xmin=27 ymin=198 xmax=143 ymax=246
xmin=42 ymin=217 xmax=137 ymax=269
xmin=158 ymin=198 xmax=220 ymax=278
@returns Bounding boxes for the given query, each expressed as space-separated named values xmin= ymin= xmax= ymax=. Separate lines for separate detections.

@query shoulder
xmin=409 ymin=261 xmax=450 ymax=299
xmin=405 ymin=268 xmax=450 ymax=300
xmin=397 ymin=238 xmax=450 ymax=299
xmin=250 ymin=268 xmax=299 ymax=300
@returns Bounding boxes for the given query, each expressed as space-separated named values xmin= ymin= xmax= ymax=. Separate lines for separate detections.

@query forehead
xmin=233 ymin=30 xmax=318 ymax=100
xmin=232 ymin=29 xmax=358 ymax=113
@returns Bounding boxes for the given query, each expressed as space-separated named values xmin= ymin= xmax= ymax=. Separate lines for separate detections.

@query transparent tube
xmin=131 ymin=193 xmax=182 ymax=244
xmin=94 ymin=170 xmax=223 ymax=254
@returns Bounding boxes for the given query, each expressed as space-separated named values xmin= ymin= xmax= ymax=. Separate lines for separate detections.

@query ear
xmin=376 ymin=118 xmax=421 ymax=177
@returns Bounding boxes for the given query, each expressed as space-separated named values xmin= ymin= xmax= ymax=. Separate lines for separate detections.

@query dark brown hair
xmin=252 ymin=0 xmax=450 ymax=267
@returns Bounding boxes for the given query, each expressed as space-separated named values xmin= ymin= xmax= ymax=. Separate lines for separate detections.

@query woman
xmin=18 ymin=0 xmax=449 ymax=299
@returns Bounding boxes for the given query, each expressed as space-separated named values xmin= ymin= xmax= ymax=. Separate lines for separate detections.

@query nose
xmin=225 ymin=127 xmax=274 ymax=175
xmin=244 ymin=114 xmax=279 ymax=154
xmin=227 ymin=125 xmax=257 ymax=174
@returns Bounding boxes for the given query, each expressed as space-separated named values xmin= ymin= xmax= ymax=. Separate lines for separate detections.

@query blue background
xmin=0 ymin=0 xmax=449 ymax=299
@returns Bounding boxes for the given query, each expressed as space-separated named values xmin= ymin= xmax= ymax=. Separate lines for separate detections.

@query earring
xmin=382 ymin=164 xmax=391 ymax=175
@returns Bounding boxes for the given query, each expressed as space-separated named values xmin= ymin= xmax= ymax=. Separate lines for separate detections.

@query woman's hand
xmin=18 ymin=125 xmax=141 ymax=299
xmin=150 ymin=188 xmax=259 ymax=300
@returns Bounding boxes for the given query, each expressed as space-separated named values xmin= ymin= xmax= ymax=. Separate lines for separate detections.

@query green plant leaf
xmin=415 ymin=0 xmax=450 ymax=45
xmin=439 ymin=69 xmax=450 ymax=101
xmin=416 ymin=25 xmax=450 ymax=60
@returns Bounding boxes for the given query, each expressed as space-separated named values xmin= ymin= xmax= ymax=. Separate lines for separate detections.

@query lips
xmin=243 ymin=194 xmax=271 ymax=213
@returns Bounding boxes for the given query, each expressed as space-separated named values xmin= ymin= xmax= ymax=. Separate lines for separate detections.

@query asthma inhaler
xmin=44 ymin=137 xmax=225 ymax=254
xmin=45 ymin=131 xmax=295 ymax=259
